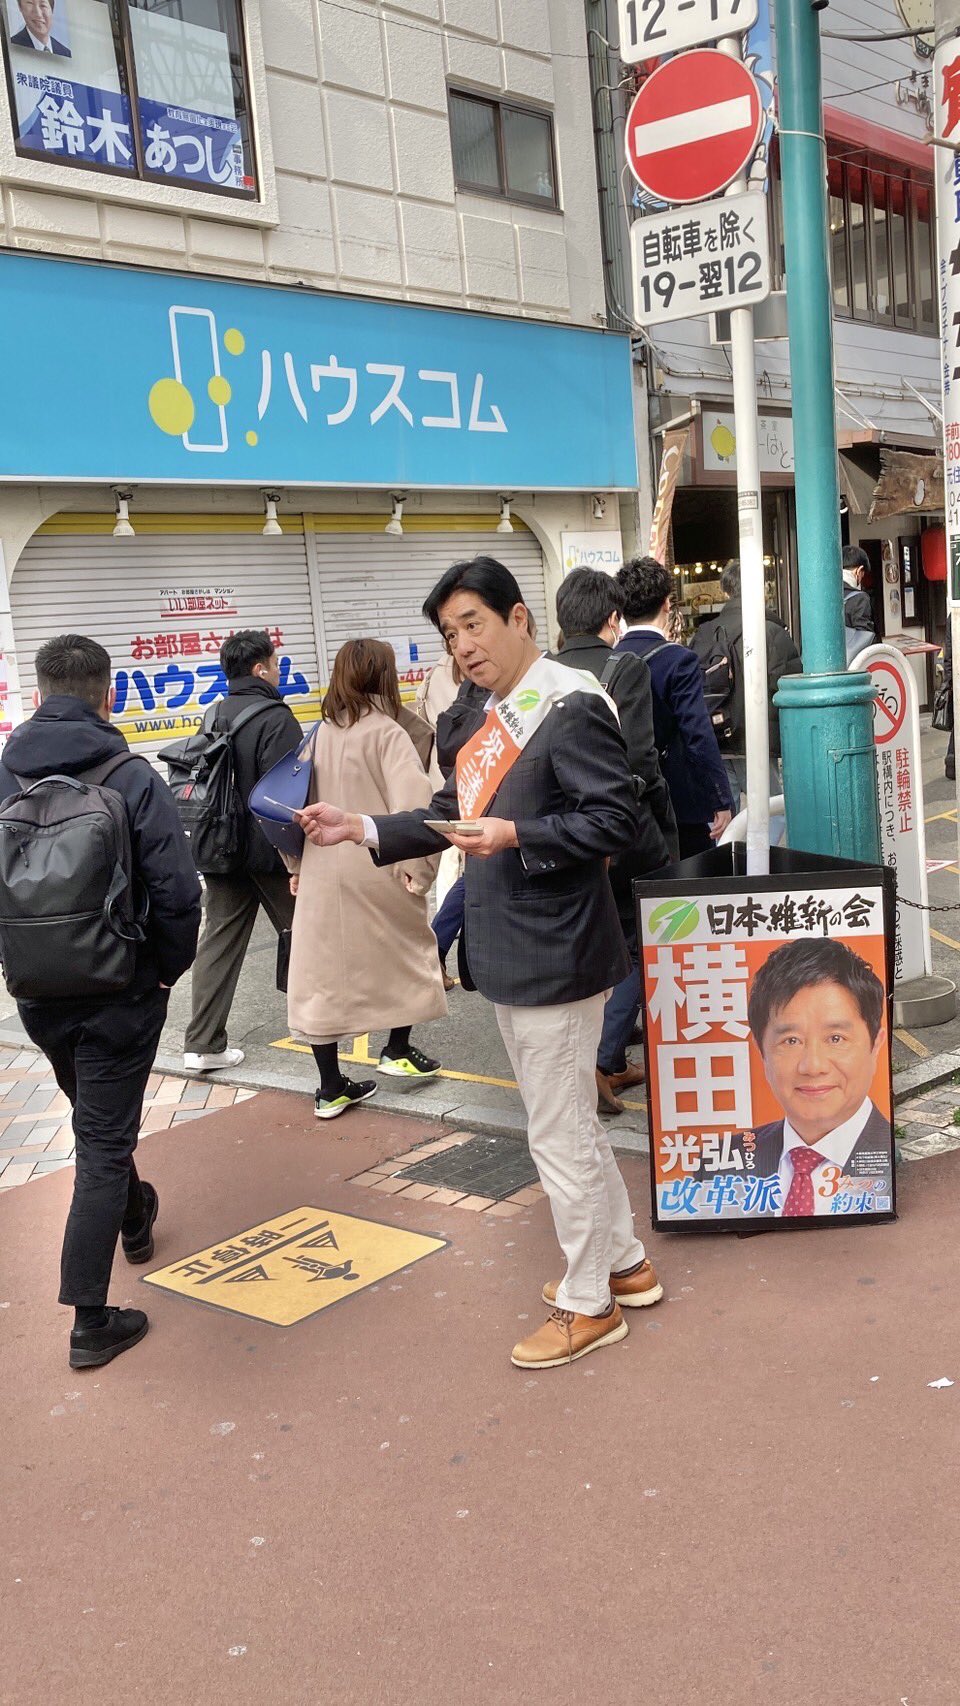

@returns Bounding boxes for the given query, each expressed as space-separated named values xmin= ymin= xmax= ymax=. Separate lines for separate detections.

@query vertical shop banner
xmin=649 ymin=427 xmax=688 ymax=563
xmin=935 ymin=33 xmax=960 ymax=599
xmin=637 ymin=865 xmax=896 ymax=1229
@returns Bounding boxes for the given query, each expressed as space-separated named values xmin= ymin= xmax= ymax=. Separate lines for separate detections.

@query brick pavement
xmin=0 ymin=1043 xmax=256 ymax=1191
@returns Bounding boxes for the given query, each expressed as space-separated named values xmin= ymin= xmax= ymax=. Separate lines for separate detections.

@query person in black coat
xmin=691 ymin=558 xmax=801 ymax=817
xmin=0 ymin=634 xmax=201 ymax=1369
xmin=550 ymin=567 xmax=676 ymax=1113
xmin=298 ymin=556 xmax=665 ymax=1371
xmin=841 ymin=546 xmax=875 ymax=634
xmin=615 ymin=556 xmax=734 ymax=857
xmin=183 ymin=629 xmax=303 ymax=1073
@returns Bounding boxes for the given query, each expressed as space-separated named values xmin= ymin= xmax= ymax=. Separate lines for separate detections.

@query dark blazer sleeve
xmin=127 ymin=765 xmax=203 ymax=985
xmin=667 ymin=649 xmax=735 ymax=814
xmin=843 ymin=588 xmax=874 ymax=632
xmin=371 ymin=769 xmax=457 ymax=865
xmin=514 ymin=696 xmax=640 ymax=873
xmin=610 ymin=654 xmax=676 ymax=865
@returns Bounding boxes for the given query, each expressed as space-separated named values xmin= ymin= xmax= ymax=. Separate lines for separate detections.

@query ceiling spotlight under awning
xmin=262 ymin=492 xmax=282 ymax=537
xmin=496 ymin=496 xmax=514 ymax=534
xmin=385 ymin=494 xmax=404 ymax=537
xmin=112 ymin=489 xmax=135 ymax=538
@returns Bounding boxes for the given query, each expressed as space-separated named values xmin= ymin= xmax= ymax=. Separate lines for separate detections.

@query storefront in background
xmin=0 ymin=249 xmax=638 ymax=739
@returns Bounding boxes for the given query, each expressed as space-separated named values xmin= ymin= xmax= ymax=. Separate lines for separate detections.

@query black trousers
xmin=18 ymin=985 xmax=169 ymax=1308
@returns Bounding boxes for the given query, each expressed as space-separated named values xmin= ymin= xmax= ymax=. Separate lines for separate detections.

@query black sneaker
xmin=121 ymin=1181 xmax=159 ymax=1265
xmin=69 ymin=1307 xmax=149 ymax=1370
xmin=377 ymin=1045 xmax=441 ymax=1081
xmin=314 ymin=1079 xmax=378 ymax=1120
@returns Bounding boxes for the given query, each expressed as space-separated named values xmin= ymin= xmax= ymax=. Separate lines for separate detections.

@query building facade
xmin=0 ymin=0 xmax=642 ymax=751
xmin=593 ymin=0 xmax=945 ymax=706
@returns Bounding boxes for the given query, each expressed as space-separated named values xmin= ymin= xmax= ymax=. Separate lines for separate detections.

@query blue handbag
xmin=248 ymin=723 xmax=320 ymax=859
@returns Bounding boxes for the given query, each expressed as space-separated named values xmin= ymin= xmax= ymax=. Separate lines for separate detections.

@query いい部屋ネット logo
xmin=648 ymin=898 xmax=700 ymax=943
xmin=514 ymin=689 xmax=541 ymax=713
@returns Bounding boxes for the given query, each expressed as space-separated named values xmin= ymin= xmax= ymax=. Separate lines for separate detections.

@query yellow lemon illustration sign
xmin=144 ymin=1206 xmax=447 ymax=1326
xmin=710 ymin=421 xmax=736 ymax=462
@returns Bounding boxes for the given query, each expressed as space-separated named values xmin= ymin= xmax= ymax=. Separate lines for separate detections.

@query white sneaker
xmin=183 ymin=1048 xmax=245 ymax=1073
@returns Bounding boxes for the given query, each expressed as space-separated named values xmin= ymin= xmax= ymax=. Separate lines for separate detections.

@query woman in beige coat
xmin=287 ymin=638 xmax=447 ymax=1119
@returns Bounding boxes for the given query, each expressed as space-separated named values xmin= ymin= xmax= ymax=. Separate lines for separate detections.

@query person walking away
xmin=842 ymin=546 xmax=877 ymax=663
xmin=183 ymin=629 xmax=303 ymax=1073
xmin=691 ymin=558 xmax=801 ymax=842
xmin=0 ymin=635 xmax=201 ymax=1369
xmin=551 ymin=568 xmax=676 ymax=1114
xmin=286 ymin=638 xmax=447 ymax=1118
xmin=416 ymin=646 xmax=464 ymax=988
xmin=615 ymin=556 xmax=734 ymax=858
xmin=297 ymin=557 xmax=664 ymax=1369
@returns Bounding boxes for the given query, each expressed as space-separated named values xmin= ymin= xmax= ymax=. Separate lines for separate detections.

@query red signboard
xmin=625 ymin=50 xmax=763 ymax=205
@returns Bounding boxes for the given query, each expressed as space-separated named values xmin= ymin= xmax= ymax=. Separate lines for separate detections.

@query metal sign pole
xmin=933 ymin=0 xmax=960 ymax=876
xmin=719 ymin=35 xmax=770 ymax=875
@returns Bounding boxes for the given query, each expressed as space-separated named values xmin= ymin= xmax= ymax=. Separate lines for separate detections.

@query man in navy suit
xmin=10 ymin=0 xmax=70 ymax=55
xmin=614 ymin=557 xmax=733 ymax=858
xmin=298 ymin=557 xmax=666 ymax=1370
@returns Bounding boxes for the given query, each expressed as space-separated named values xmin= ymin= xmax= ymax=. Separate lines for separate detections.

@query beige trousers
xmin=495 ymin=991 xmax=646 ymax=1316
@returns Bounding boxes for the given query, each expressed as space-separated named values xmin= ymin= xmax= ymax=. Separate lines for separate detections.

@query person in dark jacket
xmin=615 ymin=557 xmax=734 ymax=857
xmin=691 ymin=559 xmax=801 ymax=822
xmin=842 ymin=546 xmax=875 ymax=634
xmin=183 ymin=629 xmax=303 ymax=1072
xmin=551 ymin=568 xmax=677 ymax=1114
xmin=429 ymin=676 xmax=488 ymax=982
xmin=0 ymin=634 xmax=201 ymax=1370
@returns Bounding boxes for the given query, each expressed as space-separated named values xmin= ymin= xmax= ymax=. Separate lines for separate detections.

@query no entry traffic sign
xmin=625 ymin=50 xmax=763 ymax=204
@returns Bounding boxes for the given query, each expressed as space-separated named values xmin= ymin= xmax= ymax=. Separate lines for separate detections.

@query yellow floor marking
xmin=895 ymin=1028 xmax=931 ymax=1059
xmin=925 ymin=807 xmax=959 ymax=824
xmin=932 ymin=925 xmax=960 ymax=954
xmin=144 ymin=1207 xmax=446 ymax=1326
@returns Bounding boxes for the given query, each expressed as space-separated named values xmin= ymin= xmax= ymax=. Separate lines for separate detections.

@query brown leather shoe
xmin=596 ymin=1069 xmax=624 ymax=1115
xmin=511 ymin=1304 xmax=628 ymax=1368
xmin=441 ymin=969 xmax=455 ymax=992
xmin=542 ymin=1259 xmax=663 ymax=1310
xmin=609 ymin=1061 xmax=646 ymax=1091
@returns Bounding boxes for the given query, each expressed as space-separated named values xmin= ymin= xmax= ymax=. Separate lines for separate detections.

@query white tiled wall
xmin=0 ymin=0 xmax=607 ymax=327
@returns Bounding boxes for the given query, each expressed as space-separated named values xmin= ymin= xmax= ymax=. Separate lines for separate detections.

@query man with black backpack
xmin=0 ymin=635 xmax=201 ymax=1369
xmin=691 ymin=560 xmax=801 ymax=824
xmin=180 ymin=630 xmax=303 ymax=1073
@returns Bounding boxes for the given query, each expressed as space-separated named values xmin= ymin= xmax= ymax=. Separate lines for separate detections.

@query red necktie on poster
xmin=782 ymin=1147 xmax=821 ymax=1217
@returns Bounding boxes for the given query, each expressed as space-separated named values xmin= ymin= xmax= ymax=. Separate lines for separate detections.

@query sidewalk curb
xmin=1 ymin=1026 xmax=949 ymax=1147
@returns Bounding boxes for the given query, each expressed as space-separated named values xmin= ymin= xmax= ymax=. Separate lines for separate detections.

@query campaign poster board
xmin=637 ymin=850 xmax=897 ymax=1231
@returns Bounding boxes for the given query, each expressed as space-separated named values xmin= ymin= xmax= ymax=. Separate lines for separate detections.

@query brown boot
xmin=511 ymin=1304 xmax=628 ymax=1368
xmin=596 ymin=1069 xmax=624 ymax=1115
xmin=609 ymin=1061 xmax=646 ymax=1091
xmin=543 ymin=1259 xmax=663 ymax=1310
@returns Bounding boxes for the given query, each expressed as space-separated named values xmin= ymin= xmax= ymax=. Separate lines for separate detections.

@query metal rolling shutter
xmin=310 ymin=527 xmax=548 ymax=679
xmin=12 ymin=528 xmax=320 ymax=765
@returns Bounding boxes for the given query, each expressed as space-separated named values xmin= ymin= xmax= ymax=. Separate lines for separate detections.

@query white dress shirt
xmin=776 ymin=1097 xmax=873 ymax=1215
xmin=25 ymin=29 xmax=54 ymax=49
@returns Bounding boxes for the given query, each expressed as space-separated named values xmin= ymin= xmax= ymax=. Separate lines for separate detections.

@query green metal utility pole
xmin=772 ymin=0 xmax=881 ymax=862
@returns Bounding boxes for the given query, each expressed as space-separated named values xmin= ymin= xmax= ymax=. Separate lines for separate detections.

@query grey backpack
xmin=0 ymin=755 xmax=147 ymax=1000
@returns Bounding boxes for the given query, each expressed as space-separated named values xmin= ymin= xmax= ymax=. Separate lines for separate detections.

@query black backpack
xmin=0 ymin=755 xmax=147 ymax=1000
xmin=160 ymin=699 xmax=273 ymax=876
xmin=693 ymin=621 xmax=738 ymax=745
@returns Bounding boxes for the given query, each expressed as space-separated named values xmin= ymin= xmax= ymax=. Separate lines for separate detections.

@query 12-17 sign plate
xmin=630 ymin=190 xmax=769 ymax=327
xmin=619 ymin=0 xmax=759 ymax=64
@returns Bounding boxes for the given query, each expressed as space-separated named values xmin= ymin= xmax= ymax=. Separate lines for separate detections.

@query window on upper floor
xmin=1 ymin=0 xmax=256 ymax=198
xmin=449 ymin=88 xmax=559 ymax=210
xmin=771 ymin=145 xmax=934 ymax=336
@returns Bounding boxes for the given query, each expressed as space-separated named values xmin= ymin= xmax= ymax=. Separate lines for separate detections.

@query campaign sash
xmin=455 ymin=654 xmax=612 ymax=819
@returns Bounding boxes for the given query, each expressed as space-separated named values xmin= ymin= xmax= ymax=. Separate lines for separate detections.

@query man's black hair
xmin=422 ymin=556 xmax=525 ymax=630
xmin=842 ymin=545 xmax=870 ymax=576
xmin=555 ymin=568 xmax=622 ymax=639
xmin=721 ymin=559 xmax=741 ymax=599
xmin=220 ymin=629 xmax=275 ymax=681
xmin=35 ymin=634 xmax=111 ymax=709
xmin=748 ymin=937 xmax=885 ymax=1049
xmin=615 ymin=556 xmax=673 ymax=622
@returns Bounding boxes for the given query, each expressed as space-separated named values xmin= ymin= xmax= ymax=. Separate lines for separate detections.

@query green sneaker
xmin=314 ymin=1079 xmax=377 ymax=1120
xmin=377 ymin=1046 xmax=441 ymax=1081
